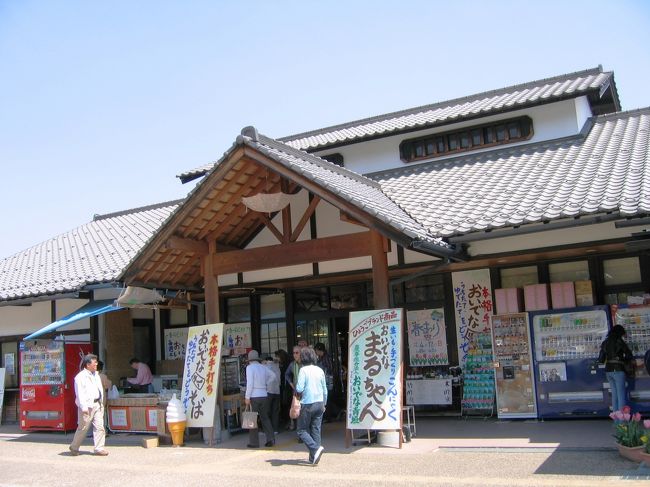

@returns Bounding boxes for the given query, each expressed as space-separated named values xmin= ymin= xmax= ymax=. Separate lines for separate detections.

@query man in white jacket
xmin=69 ymin=354 xmax=109 ymax=456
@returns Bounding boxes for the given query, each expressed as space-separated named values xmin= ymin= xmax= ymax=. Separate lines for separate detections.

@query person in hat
xmin=244 ymin=349 xmax=275 ymax=448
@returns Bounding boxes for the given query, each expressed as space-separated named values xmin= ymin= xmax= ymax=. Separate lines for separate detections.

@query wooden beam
xmin=259 ymin=213 xmax=286 ymax=244
xmin=370 ymin=231 xmax=390 ymax=308
xmin=213 ymin=231 xmax=374 ymax=275
xmin=165 ymin=236 xmax=208 ymax=255
xmin=281 ymin=178 xmax=292 ymax=242
xmin=290 ymin=195 xmax=320 ymax=242
xmin=340 ymin=212 xmax=366 ymax=227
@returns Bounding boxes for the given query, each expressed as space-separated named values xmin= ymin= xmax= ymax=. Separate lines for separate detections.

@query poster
xmin=539 ymin=362 xmax=567 ymax=382
xmin=164 ymin=327 xmax=189 ymax=360
xmin=223 ymin=322 xmax=252 ymax=355
xmin=180 ymin=323 xmax=224 ymax=428
xmin=4 ymin=353 xmax=15 ymax=375
xmin=452 ymin=269 xmax=493 ymax=367
xmin=347 ymin=309 xmax=402 ymax=430
xmin=405 ymin=378 xmax=452 ymax=405
xmin=407 ymin=309 xmax=448 ymax=366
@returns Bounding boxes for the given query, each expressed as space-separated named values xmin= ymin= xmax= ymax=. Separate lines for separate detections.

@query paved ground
xmin=2 ymin=417 xmax=650 ymax=487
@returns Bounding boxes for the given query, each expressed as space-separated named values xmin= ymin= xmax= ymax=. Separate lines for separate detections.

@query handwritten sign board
xmin=407 ymin=309 xmax=448 ymax=366
xmin=223 ymin=322 xmax=252 ymax=355
xmin=405 ymin=379 xmax=452 ymax=405
xmin=452 ymin=269 xmax=493 ymax=368
xmin=180 ymin=323 xmax=224 ymax=428
xmin=164 ymin=327 xmax=188 ymax=360
xmin=347 ymin=309 xmax=402 ymax=430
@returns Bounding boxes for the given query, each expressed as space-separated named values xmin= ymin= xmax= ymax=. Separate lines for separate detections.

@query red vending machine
xmin=20 ymin=339 xmax=92 ymax=431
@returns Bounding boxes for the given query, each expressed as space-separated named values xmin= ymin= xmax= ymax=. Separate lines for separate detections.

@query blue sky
xmin=1 ymin=0 xmax=649 ymax=259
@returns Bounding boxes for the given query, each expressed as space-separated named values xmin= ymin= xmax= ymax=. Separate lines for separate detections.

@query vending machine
xmin=491 ymin=313 xmax=537 ymax=419
xmin=610 ymin=304 xmax=650 ymax=412
xmin=529 ymin=305 xmax=610 ymax=418
xmin=20 ymin=339 xmax=92 ymax=431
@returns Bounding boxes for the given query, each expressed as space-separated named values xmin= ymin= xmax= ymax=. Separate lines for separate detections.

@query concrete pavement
xmin=1 ymin=417 xmax=649 ymax=486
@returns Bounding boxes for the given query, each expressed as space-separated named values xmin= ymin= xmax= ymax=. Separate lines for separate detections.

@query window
xmin=603 ymin=257 xmax=642 ymax=286
xmin=399 ymin=116 xmax=533 ymax=162
xmin=500 ymin=265 xmax=538 ymax=288
xmin=404 ymin=274 xmax=445 ymax=303
xmin=226 ymin=297 xmax=250 ymax=323
xmin=321 ymin=153 xmax=344 ymax=167
xmin=549 ymin=260 xmax=590 ymax=282
xmin=260 ymin=294 xmax=287 ymax=355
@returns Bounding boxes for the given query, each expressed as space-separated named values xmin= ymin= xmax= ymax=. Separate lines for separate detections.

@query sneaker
xmin=68 ymin=446 xmax=79 ymax=456
xmin=312 ymin=446 xmax=324 ymax=465
xmin=264 ymin=440 xmax=275 ymax=447
xmin=94 ymin=450 xmax=109 ymax=456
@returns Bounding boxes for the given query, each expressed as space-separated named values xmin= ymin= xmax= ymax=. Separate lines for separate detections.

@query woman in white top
xmin=244 ymin=350 xmax=275 ymax=448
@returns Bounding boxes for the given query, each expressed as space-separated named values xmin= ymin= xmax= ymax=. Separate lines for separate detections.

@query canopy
xmin=24 ymin=299 xmax=123 ymax=340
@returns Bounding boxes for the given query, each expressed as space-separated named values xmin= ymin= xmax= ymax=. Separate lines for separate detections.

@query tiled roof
xmin=371 ymin=108 xmax=650 ymax=237
xmin=0 ymin=201 xmax=181 ymax=301
xmin=239 ymin=130 xmax=455 ymax=253
xmin=177 ymin=66 xmax=618 ymax=181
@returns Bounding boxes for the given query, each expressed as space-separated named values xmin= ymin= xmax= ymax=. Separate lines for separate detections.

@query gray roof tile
xmin=371 ymin=108 xmax=650 ymax=237
xmin=178 ymin=67 xmax=618 ymax=182
xmin=0 ymin=201 xmax=180 ymax=301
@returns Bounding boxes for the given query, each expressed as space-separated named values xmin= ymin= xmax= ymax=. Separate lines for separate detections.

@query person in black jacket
xmin=600 ymin=325 xmax=633 ymax=412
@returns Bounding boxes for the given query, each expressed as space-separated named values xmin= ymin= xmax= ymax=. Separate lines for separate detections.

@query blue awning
xmin=24 ymin=299 xmax=123 ymax=340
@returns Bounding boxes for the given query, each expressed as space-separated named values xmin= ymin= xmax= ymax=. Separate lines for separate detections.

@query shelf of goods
xmin=461 ymin=332 xmax=495 ymax=416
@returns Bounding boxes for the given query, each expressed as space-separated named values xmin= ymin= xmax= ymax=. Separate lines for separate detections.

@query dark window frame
xmin=399 ymin=116 xmax=533 ymax=163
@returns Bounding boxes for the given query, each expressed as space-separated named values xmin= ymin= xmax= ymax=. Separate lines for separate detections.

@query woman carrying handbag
xmin=600 ymin=325 xmax=634 ymax=413
xmin=295 ymin=347 xmax=327 ymax=465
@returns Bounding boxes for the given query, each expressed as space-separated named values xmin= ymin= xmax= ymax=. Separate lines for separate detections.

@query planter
xmin=639 ymin=451 xmax=650 ymax=465
xmin=617 ymin=444 xmax=646 ymax=463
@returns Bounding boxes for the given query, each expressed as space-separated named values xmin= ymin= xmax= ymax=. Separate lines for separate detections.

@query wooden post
xmin=370 ymin=231 xmax=390 ymax=308
xmin=203 ymin=240 xmax=222 ymax=445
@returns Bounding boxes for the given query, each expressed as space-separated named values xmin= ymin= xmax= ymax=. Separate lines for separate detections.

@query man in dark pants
xmin=244 ymin=350 xmax=275 ymax=447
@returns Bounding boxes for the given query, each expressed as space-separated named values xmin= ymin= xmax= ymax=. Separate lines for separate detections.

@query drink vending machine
xmin=610 ymin=304 xmax=650 ymax=413
xmin=529 ymin=305 xmax=610 ymax=418
xmin=491 ymin=313 xmax=537 ymax=419
xmin=20 ymin=339 xmax=92 ymax=431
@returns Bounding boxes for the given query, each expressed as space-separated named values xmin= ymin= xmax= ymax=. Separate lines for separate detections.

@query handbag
xmin=241 ymin=405 xmax=258 ymax=429
xmin=289 ymin=394 xmax=301 ymax=419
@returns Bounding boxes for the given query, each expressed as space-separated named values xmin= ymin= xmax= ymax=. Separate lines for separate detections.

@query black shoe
xmin=247 ymin=444 xmax=258 ymax=448
xmin=264 ymin=440 xmax=275 ymax=447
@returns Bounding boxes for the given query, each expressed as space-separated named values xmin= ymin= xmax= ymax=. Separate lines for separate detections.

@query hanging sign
xmin=347 ymin=309 xmax=402 ymax=430
xmin=180 ymin=323 xmax=224 ymax=427
xmin=223 ymin=322 xmax=252 ymax=356
xmin=452 ymin=269 xmax=493 ymax=367
xmin=407 ymin=308 xmax=448 ymax=366
xmin=164 ymin=327 xmax=189 ymax=360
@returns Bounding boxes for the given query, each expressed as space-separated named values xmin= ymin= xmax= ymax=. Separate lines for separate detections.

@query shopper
xmin=126 ymin=358 xmax=153 ymax=392
xmin=295 ymin=346 xmax=327 ymax=465
xmin=314 ymin=342 xmax=335 ymax=421
xmin=600 ymin=325 xmax=633 ymax=413
xmin=265 ymin=355 xmax=282 ymax=434
xmin=274 ymin=349 xmax=290 ymax=428
xmin=284 ymin=345 xmax=303 ymax=430
xmin=68 ymin=354 xmax=109 ymax=456
xmin=245 ymin=350 xmax=275 ymax=448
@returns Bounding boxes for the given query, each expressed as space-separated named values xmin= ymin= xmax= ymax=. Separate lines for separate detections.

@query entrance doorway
xmin=132 ymin=319 xmax=155 ymax=373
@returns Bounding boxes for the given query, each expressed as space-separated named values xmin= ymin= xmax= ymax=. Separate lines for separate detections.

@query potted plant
xmin=611 ymin=406 xmax=646 ymax=462
xmin=639 ymin=420 xmax=650 ymax=464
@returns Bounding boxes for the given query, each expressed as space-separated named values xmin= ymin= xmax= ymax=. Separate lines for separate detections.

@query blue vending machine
xmin=530 ymin=305 xmax=610 ymax=418
xmin=611 ymin=304 xmax=650 ymax=413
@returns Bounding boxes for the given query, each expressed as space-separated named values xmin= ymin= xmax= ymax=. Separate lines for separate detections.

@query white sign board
xmin=347 ymin=309 xmax=402 ymax=430
xmin=406 ymin=379 xmax=452 ymax=405
xmin=181 ymin=323 xmax=224 ymax=427
xmin=164 ymin=327 xmax=189 ymax=360
xmin=407 ymin=309 xmax=448 ymax=366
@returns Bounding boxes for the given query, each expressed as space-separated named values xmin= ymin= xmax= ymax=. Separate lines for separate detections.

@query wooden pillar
xmin=370 ymin=230 xmax=390 ymax=309
xmin=204 ymin=240 xmax=220 ymax=323
xmin=203 ymin=240 xmax=222 ymax=444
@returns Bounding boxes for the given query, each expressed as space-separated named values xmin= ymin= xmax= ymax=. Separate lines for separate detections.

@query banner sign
xmin=164 ymin=327 xmax=189 ymax=360
xmin=347 ymin=309 xmax=402 ymax=430
xmin=452 ymin=269 xmax=493 ymax=367
xmin=407 ymin=309 xmax=448 ymax=366
xmin=181 ymin=323 xmax=224 ymax=427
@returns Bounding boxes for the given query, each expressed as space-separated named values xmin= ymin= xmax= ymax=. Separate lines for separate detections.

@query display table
xmin=107 ymin=394 xmax=159 ymax=433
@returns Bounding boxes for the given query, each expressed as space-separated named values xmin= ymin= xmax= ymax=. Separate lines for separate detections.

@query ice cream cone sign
xmin=166 ymin=394 xmax=187 ymax=447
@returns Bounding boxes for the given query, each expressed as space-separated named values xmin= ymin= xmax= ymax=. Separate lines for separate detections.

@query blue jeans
xmin=296 ymin=401 xmax=324 ymax=458
xmin=606 ymin=371 xmax=627 ymax=412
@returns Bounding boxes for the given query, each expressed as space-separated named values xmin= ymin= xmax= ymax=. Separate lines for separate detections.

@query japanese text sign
xmin=347 ymin=309 xmax=402 ymax=430
xmin=407 ymin=309 xmax=448 ymax=366
xmin=164 ymin=327 xmax=188 ymax=360
xmin=223 ymin=322 xmax=252 ymax=355
xmin=181 ymin=323 xmax=224 ymax=427
xmin=452 ymin=269 xmax=493 ymax=367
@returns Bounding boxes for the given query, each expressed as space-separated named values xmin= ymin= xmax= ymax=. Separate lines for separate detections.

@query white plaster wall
xmin=94 ymin=287 xmax=122 ymax=300
xmin=0 ymin=301 xmax=51 ymax=336
xmin=242 ymin=264 xmax=313 ymax=284
xmin=218 ymin=274 xmax=238 ymax=286
xmin=316 ymin=98 xmax=585 ymax=175
xmin=314 ymin=199 xmax=365 ymax=237
xmin=319 ymin=256 xmax=372 ymax=274
xmin=404 ymin=248 xmax=440 ymax=265
xmin=468 ymin=221 xmax=648 ymax=256
xmin=55 ymin=298 xmax=90 ymax=331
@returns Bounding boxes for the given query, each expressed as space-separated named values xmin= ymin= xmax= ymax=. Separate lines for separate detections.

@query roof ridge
xmin=93 ymin=199 xmax=185 ymax=221
xmin=250 ymin=132 xmax=381 ymax=189
xmin=592 ymin=105 xmax=650 ymax=123
xmin=279 ymin=66 xmax=606 ymax=143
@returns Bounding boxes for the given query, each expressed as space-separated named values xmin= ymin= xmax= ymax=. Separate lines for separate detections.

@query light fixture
xmin=241 ymin=192 xmax=293 ymax=214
